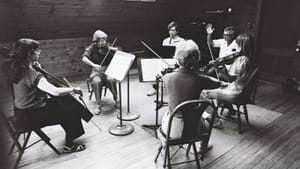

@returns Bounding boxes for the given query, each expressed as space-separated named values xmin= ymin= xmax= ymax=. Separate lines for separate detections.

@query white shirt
xmin=212 ymin=39 xmax=240 ymax=70
xmin=162 ymin=36 xmax=185 ymax=47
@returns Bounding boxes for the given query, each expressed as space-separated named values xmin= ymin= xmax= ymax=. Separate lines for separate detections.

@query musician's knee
xmin=91 ymin=76 xmax=103 ymax=84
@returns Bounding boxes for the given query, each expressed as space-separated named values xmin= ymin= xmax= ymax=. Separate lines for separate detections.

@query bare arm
xmin=37 ymin=77 xmax=80 ymax=96
xmin=82 ymin=56 xmax=105 ymax=72
xmin=206 ymin=24 xmax=215 ymax=46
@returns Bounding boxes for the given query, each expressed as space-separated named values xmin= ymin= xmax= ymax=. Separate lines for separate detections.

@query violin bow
xmin=207 ymin=41 xmax=220 ymax=80
xmin=100 ymin=37 xmax=118 ymax=66
xmin=141 ymin=41 xmax=171 ymax=66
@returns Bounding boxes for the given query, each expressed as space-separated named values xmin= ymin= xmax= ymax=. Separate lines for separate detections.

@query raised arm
xmin=206 ymin=24 xmax=215 ymax=46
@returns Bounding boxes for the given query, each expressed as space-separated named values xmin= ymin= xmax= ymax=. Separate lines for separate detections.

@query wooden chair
xmin=154 ymin=100 xmax=217 ymax=169
xmin=217 ymin=66 xmax=261 ymax=133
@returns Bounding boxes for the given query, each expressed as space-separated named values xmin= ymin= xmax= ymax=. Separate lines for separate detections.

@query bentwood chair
xmin=154 ymin=100 xmax=217 ymax=169
xmin=217 ymin=66 xmax=261 ymax=133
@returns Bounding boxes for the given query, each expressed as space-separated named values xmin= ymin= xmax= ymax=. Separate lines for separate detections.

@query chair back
xmin=166 ymin=100 xmax=216 ymax=143
xmin=234 ymin=66 xmax=261 ymax=104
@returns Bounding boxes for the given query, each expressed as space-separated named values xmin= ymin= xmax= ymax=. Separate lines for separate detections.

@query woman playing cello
xmin=7 ymin=38 xmax=86 ymax=153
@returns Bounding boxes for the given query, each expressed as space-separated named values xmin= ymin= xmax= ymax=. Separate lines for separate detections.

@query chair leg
xmin=186 ymin=143 xmax=191 ymax=157
xmin=9 ymin=134 xmax=21 ymax=154
xmin=13 ymin=132 xmax=31 ymax=169
xmin=87 ymin=80 xmax=91 ymax=93
xmin=243 ymin=105 xmax=250 ymax=126
xmin=237 ymin=105 xmax=242 ymax=134
xmin=34 ymin=129 xmax=60 ymax=155
xmin=89 ymin=89 xmax=94 ymax=100
xmin=192 ymin=143 xmax=201 ymax=169
xmin=154 ymin=145 xmax=163 ymax=162
xmin=165 ymin=146 xmax=171 ymax=169
xmin=103 ymin=87 xmax=107 ymax=96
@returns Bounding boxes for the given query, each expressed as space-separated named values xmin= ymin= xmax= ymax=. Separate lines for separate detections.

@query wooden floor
xmin=205 ymin=81 xmax=300 ymax=169
xmin=1 ymin=75 xmax=300 ymax=169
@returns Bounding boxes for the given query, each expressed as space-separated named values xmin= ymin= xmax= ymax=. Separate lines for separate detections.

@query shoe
xmin=63 ymin=143 xmax=86 ymax=153
xmin=147 ymin=90 xmax=156 ymax=96
xmin=95 ymin=105 xmax=102 ymax=115
xmin=213 ymin=118 xmax=223 ymax=128
xmin=221 ymin=110 xmax=236 ymax=120
xmin=114 ymin=100 xmax=120 ymax=109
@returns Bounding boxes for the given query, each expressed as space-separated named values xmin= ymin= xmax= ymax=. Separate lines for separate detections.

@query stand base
xmin=108 ymin=123 xmax=134 ymax=136
xmin=117 ymin=112 xmax=140 ymax=121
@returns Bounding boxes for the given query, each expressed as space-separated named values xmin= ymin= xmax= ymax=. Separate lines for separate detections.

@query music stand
xmin=117 ymin=71 xmax=140 ymax=121
xmin=137 ymin=58 xmax=177 ymax=137
xmin=105 ymin=50 xmax=136 ymax=136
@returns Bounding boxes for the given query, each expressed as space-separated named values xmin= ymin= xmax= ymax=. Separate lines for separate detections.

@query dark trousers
xmin=15 ymin=99 xmax=85 ymax=143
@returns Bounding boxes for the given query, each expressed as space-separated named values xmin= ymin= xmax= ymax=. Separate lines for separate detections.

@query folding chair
xmin=0 ymin=109 xmax=60 ymax=169
xmin=154 ymin=100 xmax=217 ymax=169
xmin=217 ymin=66 xmax=261 ymax=133
xmin=0 ymin=57 xmax=60 ymax=169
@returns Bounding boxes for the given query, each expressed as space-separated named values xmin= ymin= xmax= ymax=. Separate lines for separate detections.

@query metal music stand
xmin=137 ymin=58 xmax=176 ymax=137
xmin=117 ymin=72 xmax=140 ymax=121
xmin=106 ymin=51 xmax=136 ymax=136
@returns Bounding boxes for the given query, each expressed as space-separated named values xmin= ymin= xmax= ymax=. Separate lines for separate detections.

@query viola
xmin=33 ymin=62 xmax=93 ymax=122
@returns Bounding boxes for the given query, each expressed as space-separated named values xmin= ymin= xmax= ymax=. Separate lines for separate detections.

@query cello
xmin=33 ymin=62 xmax=93 ymax=122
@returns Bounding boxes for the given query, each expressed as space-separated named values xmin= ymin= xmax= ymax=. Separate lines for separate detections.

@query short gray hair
xmin=174 ymin=40 xmax=201 ymax=68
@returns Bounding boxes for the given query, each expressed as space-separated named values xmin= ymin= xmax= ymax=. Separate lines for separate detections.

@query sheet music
xmin=139 ymin=58 xmax=177 ymax=82
xmin=105 ymin=50 xmax=136 ymax=81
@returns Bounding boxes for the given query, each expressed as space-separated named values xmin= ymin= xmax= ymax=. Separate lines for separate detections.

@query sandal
xmin=63 ymin=143 xmax=86 ymax=153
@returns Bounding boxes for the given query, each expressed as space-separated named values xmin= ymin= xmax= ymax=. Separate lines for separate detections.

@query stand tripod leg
xmin=142 ymin=77 xmax=162 ymax=137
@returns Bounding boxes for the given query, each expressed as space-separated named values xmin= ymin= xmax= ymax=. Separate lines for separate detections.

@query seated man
xmin=161 ymin=40 xmax=221 ymax=151
xmin=82 ymin=30 xmax=120 ymax=114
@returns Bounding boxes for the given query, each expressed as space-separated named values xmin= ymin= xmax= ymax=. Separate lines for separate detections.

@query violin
xmin=33 ymin=62 xmax=93 ymax=122
xmin=202 ymin=51 xmax=242 ymax=72
xmin=161 ymin=63 xmax=179 ymax=75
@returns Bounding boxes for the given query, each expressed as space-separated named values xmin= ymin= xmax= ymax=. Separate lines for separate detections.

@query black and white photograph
xmin=0 ymin=0 xmax=300 ymax=169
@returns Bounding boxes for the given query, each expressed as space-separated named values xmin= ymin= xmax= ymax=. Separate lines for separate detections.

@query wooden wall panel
xmin=0 ymin=0 xmax=261 ymax=85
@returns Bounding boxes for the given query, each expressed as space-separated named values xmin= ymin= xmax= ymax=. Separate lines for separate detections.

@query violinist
xmin=161 ymin=40 xmax=221 ymax=152
xmin=206 ymin=24 xmax=240 ymax=74
xmin=203 ymin=34 xmax=254 ymax=118
xmin=147 ymin=21 xmax=185 ymax=96
xmin=82 ymin=30 xmax=119 ymax=114
xmin=162 ymin=21 xmax=185 ymax=47
xmin=7 ymin=38 xmax=86 ymax=153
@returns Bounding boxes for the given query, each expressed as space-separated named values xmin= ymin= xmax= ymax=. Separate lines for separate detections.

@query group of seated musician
xmin=4 ymin=20 xmax=255 ymax=157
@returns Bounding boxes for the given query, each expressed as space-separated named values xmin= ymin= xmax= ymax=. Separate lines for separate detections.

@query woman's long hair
xmin=11 ymin=38 xmax=40 ymax=83
xmin=235 ymin=34 xmax=255 ymax=84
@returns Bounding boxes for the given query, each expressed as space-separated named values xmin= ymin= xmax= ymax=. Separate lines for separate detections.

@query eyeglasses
xmin=223 ymin=34 xmax=234 ymax=37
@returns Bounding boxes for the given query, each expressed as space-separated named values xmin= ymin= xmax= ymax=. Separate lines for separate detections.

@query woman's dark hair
xmin=11 ymin=38 xmax=40 ymax=83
